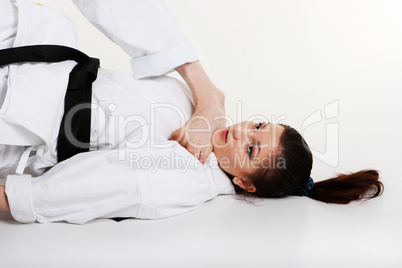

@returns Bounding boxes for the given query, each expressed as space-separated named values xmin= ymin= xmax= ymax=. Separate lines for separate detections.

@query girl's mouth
xmin=222 ymin=128 xmax=229 ymax=143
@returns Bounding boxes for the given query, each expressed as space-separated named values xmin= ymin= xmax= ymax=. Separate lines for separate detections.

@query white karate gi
xmin=1 ymin=0 xmax=234 ymax=224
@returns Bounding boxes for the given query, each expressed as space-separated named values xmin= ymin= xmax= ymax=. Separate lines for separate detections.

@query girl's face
xmin=212 ymin=121 xmax=285 ymax=192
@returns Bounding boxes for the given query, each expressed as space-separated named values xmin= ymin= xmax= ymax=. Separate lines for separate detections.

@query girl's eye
xmin=248 ymin=144 xmax=254 ymax=156
xmin=248 ymin=122 xmax=263 ymax=157
xmin=254 ymin=122 xmax=263 ymax=131
xmin=249 ymin=121 xmax=267 ymax=157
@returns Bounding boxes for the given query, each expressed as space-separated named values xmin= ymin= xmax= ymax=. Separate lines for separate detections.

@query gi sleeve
xmin=72 ymin=0 xmax=199 ymax=79
xmin=126 ymin=143 xmax=233 ymax=220
xmin=5 ymin=150 xmax=141 ymax=224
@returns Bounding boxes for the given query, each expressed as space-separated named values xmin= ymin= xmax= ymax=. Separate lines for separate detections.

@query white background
xmin=1 ymin=0 xmax=401 ymax=267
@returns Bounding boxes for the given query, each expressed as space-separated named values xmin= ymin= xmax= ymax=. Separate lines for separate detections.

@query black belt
xmin=0 ymin=45 xmax=99 ymax=162
xmin=0 ymin=45 xmax=131 ymax=222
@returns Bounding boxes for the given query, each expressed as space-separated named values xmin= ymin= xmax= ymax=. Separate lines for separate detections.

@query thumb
xmin=169 ymin=128 xmax=185 ymax=142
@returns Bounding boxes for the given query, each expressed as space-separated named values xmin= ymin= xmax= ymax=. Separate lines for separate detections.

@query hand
xmin=0 ymin=186 xmax=10 ymax=211
xmin=169 ymin=96 xmax=226 ymax=163
xmin=171 ymin=61 xmax=226 ymax=163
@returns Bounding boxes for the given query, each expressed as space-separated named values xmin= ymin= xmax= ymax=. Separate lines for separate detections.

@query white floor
xmin=1 ymin=0 xmax=401 ymax=267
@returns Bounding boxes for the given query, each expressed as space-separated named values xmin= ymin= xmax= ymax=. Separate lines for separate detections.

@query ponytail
xmin=308 ymin=169 xmax=384 ymax=204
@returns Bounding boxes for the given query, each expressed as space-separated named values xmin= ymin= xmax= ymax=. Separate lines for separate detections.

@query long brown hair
xmin=231 ymin=124 xmax=384 ymax=204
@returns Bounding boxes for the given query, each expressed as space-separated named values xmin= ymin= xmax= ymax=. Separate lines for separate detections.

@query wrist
xmin=175 ymin=61 xmax=203 ymax=83
xmin=176 ymin=61 xmax=222 ymax=106
xmin=196 ymin=86 xmax=225 ymax=108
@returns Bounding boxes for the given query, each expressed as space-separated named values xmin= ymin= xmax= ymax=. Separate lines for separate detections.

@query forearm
xmin=175 ymin=61 xmax=225 ymax=109
xmin=0 ymin=186 xmax=10 ymax=211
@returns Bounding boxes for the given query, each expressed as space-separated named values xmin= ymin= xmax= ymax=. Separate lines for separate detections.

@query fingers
xmin=170 ymin=128 xmax=191 ymax=150
xmin=194 ymin=151 xmax=205 ymax=164
xmin=199 ymin=154 xmax=207 ymax=164
xmin=194 ymin=147 xmax=212 ymax=164
xmin=170 ymin=129 xmax=200 ymax=162
xmin=170 ymin=128 xmax=198 ymax=154
xmin=169 ymin=127 xmax=213 ymax=164
xmin=188 ymin=145 xmax=206 ymax=164
xmin=185 ymin=144 xmax=194 ymax=155
xmin=169 ymin=128 xmax=185 ymax=143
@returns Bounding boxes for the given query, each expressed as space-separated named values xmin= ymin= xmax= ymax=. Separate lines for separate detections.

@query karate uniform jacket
xmin=0 ymin=0 xmax=234 ymax=224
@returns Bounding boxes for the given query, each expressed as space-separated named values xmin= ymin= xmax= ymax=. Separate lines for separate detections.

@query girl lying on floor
xmin=0 ymin=0 xmax=383 ymax=224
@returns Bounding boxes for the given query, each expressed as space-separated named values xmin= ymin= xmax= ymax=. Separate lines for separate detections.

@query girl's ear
xmin=232 ymin=176 xmax=256 ymax=193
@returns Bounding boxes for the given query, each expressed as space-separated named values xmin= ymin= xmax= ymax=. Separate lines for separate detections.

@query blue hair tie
xmin=291 ymin=177 xmax=314 ymax=196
